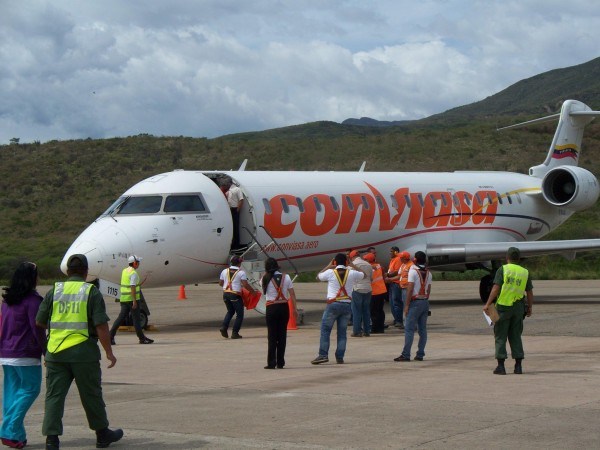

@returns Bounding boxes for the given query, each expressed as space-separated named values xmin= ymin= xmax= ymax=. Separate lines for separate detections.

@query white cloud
xmin=0 ymin=0 xmax=598 ymax=144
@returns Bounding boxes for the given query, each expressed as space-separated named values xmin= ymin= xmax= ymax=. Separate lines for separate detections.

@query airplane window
xmin=262 ymin=198 xmax=272 ymax=214
xmin=330 ymin=196 xmax=339 ymax=211
xmin=451 ymin=194 xmax=459 ymax=208
xmin=428 ymin=194 xmax=437 ymax=207
xmin=497 ymin=193 xmax=503 ymax=204
xmin=390 ymin=195 xmax=398 ymax=209
xmin=404 ymin=194 xmax=412 ymax=208
xmin=463 ymin=193 xmax=471 ymax=206
xmin=296 ymin=197 xmax=305 ymax=212
xmin=101 ymin=196 xmax=127 ymax=217
xmin=441 ymin=195 xmax=448 ymax=207
xmin=376 ymin=196 xmax=385 ymax=210
xmin=345 ymin=196 xmax=354 ymax=211
xmin=313 ymin=196 xmax=322 ymax=212
xmin=361 ymin=195 xmax=370 ymax=210
xmin=487 ymin=193 xmax=494 ymax=204
xmin=164 ymin=195 xmax=207 ymax=213
xmin=417 ymin=194 xmax=424 ymax=207
xmin=515 ymin=193 xmax=522 ymax=204
xmin=506 ymin=194 xmax=513 ymax=204
xmin=474 ymin=193 xmax=483 ymax=206
xmin=281 ymin=198 xmax=290 ymax=213
xmin=118 ymin=196 xmax=162 ymax=214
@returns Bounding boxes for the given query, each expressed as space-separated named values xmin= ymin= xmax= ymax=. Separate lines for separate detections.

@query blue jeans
xmin=351 ymin=291 xmax=372 ymax=335
xmin=389 ymin=283 xmax=403 ymax=324
xmin=401 ymin=299 xmax=429 ymax=359
xmin=222 ymin=292 xmax=244 ymax=333
xmin=318 ymin=302 xmax=351 ymax=359
xmin=1 ymin=365 xmax=42 ymax=442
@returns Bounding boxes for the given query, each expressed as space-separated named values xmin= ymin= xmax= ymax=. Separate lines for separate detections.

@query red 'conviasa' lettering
xmin=263 ymin=184 xmax=499 ymax=239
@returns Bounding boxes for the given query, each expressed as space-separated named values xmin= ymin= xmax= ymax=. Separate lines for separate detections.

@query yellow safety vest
xmin=120 ymin=266 xmax=141 ymax=302
xmin=496 ymin=263 xmax=528 ymax=306
xmin=48 ymin=281 xmax=91 ymax=354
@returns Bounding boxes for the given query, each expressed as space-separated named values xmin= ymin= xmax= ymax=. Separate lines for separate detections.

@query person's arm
xmin=131 ymin=285 xmax=138 ymax=309
xmin=96 ymin=323 xmax=117 ymax=368
xmin=241 ymin=279 xmax=256 ymax=294
xmin=404 ymin=282 xmax=414 ymax=316
xmin=483 ymin=284 xmax=501 ymax=313
xmin=347 ymin=260 xmax=366 ymax=278
xmin=526 ymin=290 xmax=533 ymax=317
xmin=317 ymin=261 xmax=335 ymax=279
xmin=237 ymin=197 xmax=244 ymax=212
xmin=288 ymin=287 xmax=299 ymax=318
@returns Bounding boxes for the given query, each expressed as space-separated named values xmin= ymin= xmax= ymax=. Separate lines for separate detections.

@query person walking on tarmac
xmin=312 ymin=253 xmax=367 ymax=365
xmin=219 ymin=255 xmax=257 ymax=339
xmin=36 ymin=254 xmax=123 ymax=450
xmin=261 ymin=258 xmax=298 ymax=369
xmin=483 ymin=247 xmax=533 ymax=375
xmin=110 ymin=255 xmax=154 ymax=345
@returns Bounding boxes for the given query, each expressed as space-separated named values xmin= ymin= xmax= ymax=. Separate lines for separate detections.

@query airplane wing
xmin=427 ymin=238 xmax=600 ymax=267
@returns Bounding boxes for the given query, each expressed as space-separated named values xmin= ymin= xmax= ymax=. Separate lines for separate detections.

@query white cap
xmin=128 ymin=255 xmax=142 ymax=264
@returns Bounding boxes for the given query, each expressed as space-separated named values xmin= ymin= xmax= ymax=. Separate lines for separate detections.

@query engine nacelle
xmin=541 ymin=166 xmax=600 ymax=211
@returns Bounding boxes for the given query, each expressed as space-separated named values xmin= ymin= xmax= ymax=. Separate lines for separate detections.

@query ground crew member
xmin=219 ymin=255 xmax=257 ymax=339
xmin=483 ymin=247 xmax=533 ymax=375
xmin=395 ymin=251 xmax=432 ymax=362
xmin=384 ymin=247 xmax=403 ymax=328
xmin=398 ymin=251 xmax=413 ymax=314
xmin=110 ymin=255 xmax=154 ymax=345
xmin=312 ymin=253 xmax=366 ymax=365
xmin=36 ymin=254 xmax=123 ymax=450
xmin=363 ymin=252 xmax=387 ymax=333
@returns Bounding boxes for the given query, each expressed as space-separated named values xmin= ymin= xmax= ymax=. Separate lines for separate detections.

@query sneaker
xmin=45 ymin=435 xmax=60 ymax=450
xmin=231 ymin=332 xmax=242 ymax=339
xmin=414 ymin=356 xmax=424 ymax=361
xmin=219 ymin=328 xmax=228 ymax=338
xmin=311 ymin=355 xmax=329 ymax=365
xmin=139 ymin=337 xmax=154 ymax=344
xmin=393 ymin=355 xmax=410 ymax=362
xmin=336 ymin=358 xmax=344 ymax=364
xmin=363 ymin=333 xmax=370 ymax=337
xmin=96 ymin=427 xmax=124 ymax=448
xmin=1 ymin=438 xmax=25 ymax=449
xmin=493 ymin=365 xmax=507 ymax=375
xmin=351 ymin=332 xmax=363 ymax=337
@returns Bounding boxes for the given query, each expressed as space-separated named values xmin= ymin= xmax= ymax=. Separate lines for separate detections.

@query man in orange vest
xmin=398 ymin=251 xmax=413 ymax=317
xmin=394 ymin=251 xmax=432 ymax=362
xmin=363 ymin=252 xmax=387 ymax=333
xmin=384 ymin=246 xmax=403 ymax=328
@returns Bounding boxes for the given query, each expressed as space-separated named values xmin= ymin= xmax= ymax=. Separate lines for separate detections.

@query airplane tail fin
xmin=499 ymin=100 xmax=600 ymax=178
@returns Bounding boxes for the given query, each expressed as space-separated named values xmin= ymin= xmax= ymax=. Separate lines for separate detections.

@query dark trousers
xmin=370 ymin=292 xmax=387 ymax=332
xmin=110 ymin=301 xmax=144 ymax=339
xmin=494 ymin=301 xmax=525 ymax=359
xmin=222 ymin=292 xmax=244 ymax=333
xmin=265 ymin=302 xmax=290 ymax=368
xmin=42 ymin=361 xmax=108 ymax=436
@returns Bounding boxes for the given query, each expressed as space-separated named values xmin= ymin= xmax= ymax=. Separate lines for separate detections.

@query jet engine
xmin=541 ymin=166 xmax=600 ymax=211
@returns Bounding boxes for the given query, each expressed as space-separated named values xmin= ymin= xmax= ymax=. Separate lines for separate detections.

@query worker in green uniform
xmin=483 ymin=247 xmax=534 ymax=375
xmin=36 ymin=254 xmax=124 ymax=449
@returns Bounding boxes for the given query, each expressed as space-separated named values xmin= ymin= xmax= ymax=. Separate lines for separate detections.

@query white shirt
xmin=226 ymin=185 xmax=243 ymax=208
xmin=408 ymin=265 xmax=432 ymax=299
xmin=126 ymin=270 xmax=140 ymax=286
xmin=263 ymin=271 xmax=294 ymax=304
xmin=220 ymin=265 xmax=247 ymax=292
xmin=318 ymin=266 xmax=365 ymax=302
xmin=351 ymin=257 xmax=373 ymax=293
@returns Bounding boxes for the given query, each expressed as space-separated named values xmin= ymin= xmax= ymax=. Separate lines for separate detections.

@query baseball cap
xmin=363 ymin=253 xmax=375 ymax=263
xmin=349 ymin=250 xmax=360 ymax=259
xmin=400 ymin=251 xmax=410 ymax=260
xmin=507 ymin=247 xmax=520 ymax=260
xmin=67 ymin=254 xmax=89 ymax=269
xmin=128 ymin=255 xmax=142 ymax=264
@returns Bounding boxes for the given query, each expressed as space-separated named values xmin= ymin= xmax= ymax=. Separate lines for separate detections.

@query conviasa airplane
xmin=62 ymin=99 xmax=600 ymax=302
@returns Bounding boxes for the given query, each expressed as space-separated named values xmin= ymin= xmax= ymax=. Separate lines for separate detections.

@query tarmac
xmin=7 ymin=280 xmax=600 ymax=449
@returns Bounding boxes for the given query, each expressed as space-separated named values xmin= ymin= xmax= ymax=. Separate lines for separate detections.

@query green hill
xmin=1 ymin=58 xmax=600 ymax=282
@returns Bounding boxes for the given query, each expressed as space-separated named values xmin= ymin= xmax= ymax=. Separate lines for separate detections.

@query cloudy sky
xmin=1 ymin=1 xmax=598 ymax=144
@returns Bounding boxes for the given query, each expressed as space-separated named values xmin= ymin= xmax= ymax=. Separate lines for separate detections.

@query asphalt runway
xmin=8 ymin=280 xmax=600 ymax=449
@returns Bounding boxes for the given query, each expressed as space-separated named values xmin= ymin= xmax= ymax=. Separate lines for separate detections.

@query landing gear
xmin=479 ymin=274 xmax=494 ymax=303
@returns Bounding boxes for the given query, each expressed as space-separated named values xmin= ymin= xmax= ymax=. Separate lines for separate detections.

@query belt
xmin=411 ymin=297 xmax=428 ymax=301
xmin=326 ymin=299 xmax=351 ymax=304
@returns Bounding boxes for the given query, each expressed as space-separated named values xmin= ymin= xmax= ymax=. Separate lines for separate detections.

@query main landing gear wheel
xmin=479 ymin=274 xmax=494 ymax=303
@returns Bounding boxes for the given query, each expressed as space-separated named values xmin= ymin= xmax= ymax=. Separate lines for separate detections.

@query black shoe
xmin=96 ymin=427 xmax=124 ymax=448
xmin=351 ymin=333 xmax=363 ymax=337
xmin=139 ymin=337 xmax=154 ymax=344
xmin=371 ymin=330 xmax=384 ymax=334
xmin=514 ymin=364 xmax=523 ymax=374
xmin=363 ymin=333 xmax=370 ymax=337
xmin=336 ymin=358 xmax=344 ymax=364
xmin=231 ymin=332 xmax=242 ymax=339
xmin=219 ymin=327 xmax=228 ymax=338
xmin=277 ymin=365 xmax=284 ymax=369
xmin=46 ymin=435 xmax=60 ymax=450
xmin=110 ymin=337 xmax=116 ymax=346
xmin=493 ymin=365 xmax=507 ymax=375
xmin=264 ymin=365 xmax=276 ymax=369
xmin=414 ymin=356 xmax=424 ymax=361
xmin=394 ymin=355 xmax=410 ymax=362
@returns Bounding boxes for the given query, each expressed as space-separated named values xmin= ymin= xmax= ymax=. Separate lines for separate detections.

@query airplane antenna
xmin=359 ymin=161 xmax=366 ymax=172
xmin=238 ymin=159 xmax=248 ymax=171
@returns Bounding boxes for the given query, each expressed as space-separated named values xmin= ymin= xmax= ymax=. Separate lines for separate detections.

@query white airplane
xmin=62 ymin=99 xmax=600 ymax=302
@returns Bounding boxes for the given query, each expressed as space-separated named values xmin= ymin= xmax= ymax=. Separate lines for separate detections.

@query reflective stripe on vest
xmin=224 ymin=268 xmax=241 ymax=294
xmin=497 ymin=263 xmax=528 ymax=306
xmin=266 ymin=274 xmax=288 ymax=307
xmin=371 ymin=265 xmax=387 ymax=295
xmin=399 ymin=261 xmax=413 ymax=288
xmin=327 ymin=268 xmax=350 ymax=303
xmin=48 ymin=281 xmax=91 ymax=354
xmin=120 ymin=266 xmax=141 ymax=302
xmin=411 ymin=268 xmax=430 ymax=300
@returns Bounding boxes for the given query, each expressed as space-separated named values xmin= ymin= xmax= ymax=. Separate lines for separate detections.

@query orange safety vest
xmin=399 ymin=261 xmax=413 ymax=288
xmin=327 ymin=268 xmax=350 ymax=303
xmin=224 ymin=268 xmax=241 ymax=294
xmin=411 ymin=268 xmax=431 ymax=300
xmin=388 ymin=256 xmax=401 ymax=285
xmin=266 ymin=273 xmax=288 ymax=307
xmin=370 ymin=264 xmax=387 ymax=295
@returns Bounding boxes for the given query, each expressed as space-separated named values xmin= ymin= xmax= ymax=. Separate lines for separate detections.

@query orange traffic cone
xmin=178 ymin=285 xmax=187 ymax=300
xmin=287 ymin=299 xmax=298 ymax=330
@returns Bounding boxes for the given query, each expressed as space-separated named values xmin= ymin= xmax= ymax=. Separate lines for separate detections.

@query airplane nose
xmin=61 ymin=242 xmax=104 ymax=281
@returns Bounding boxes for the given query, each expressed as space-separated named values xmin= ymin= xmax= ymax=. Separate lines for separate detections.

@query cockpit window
xmin=118 ymin=196 xmax=163 ymax=214
xmin=164 ymin=195 xmax=207 ymax=213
